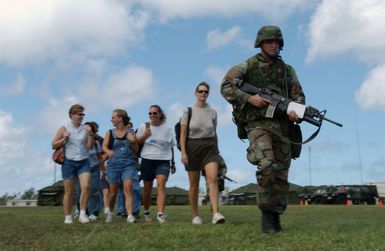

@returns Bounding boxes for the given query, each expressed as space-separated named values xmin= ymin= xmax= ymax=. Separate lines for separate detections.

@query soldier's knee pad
xmin=256 ymin=161 xmax=277 ymax=187
xmin=247 ymin=152 xmax=259 ymax=165
xmin=247 ymin=152 xmax=273 ymax=167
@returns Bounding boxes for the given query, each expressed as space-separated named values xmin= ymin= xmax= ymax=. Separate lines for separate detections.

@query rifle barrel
xmin=323 ymin=116 xmax=343 ymax=127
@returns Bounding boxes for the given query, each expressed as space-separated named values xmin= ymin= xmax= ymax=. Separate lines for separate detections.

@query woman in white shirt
xmin=136 ymin=105 xmax=175 ymax=224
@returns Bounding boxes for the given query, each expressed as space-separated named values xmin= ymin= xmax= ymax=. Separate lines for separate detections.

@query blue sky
xmin=1 ymin=0 xmax=385 ymax=195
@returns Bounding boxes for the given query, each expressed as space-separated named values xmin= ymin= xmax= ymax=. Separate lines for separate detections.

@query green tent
xmin=38 ymin=181 xmax=190 ymax=206
xmin=142 ymin=186 xmax=189 ymax=205
xmin=37 ymin=180 xmax=64 ymax=206
xmin=228 ymin=182 xmax=308 ymax=205
xmin=228 ymin=183 xmax=258 ymax=205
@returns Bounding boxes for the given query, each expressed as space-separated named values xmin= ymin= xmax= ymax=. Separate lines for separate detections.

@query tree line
xmin=0 ymin=188 xmax=38 ymax=205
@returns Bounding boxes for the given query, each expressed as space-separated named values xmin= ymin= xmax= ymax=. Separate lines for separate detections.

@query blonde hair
xmin=113 ymin=109 xmax=131 ymax=126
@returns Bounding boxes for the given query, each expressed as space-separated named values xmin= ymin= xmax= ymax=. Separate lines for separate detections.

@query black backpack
xmin=175 ymin=107 xmax=192 ymax=151
xmin=136 ymin=122 xmax=150 ymax=157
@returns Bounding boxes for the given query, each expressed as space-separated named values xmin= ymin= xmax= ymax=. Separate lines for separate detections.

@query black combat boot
xmin=261 ymin=211 xmax=276 ymax=234
xmin=272 ymin=212 xmax=282 ymax=232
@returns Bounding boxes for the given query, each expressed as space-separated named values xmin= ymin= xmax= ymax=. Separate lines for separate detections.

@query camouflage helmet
xmin=254 ymin=25 xmax=284 ymax=49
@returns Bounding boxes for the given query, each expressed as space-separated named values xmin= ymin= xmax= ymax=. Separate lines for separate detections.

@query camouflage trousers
xmin=246 ymin=127 xmax=291 ymax=214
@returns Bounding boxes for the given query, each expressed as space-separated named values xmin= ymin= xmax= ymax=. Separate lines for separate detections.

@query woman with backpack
xmin=179 ymin=82 xmax=225 ymax=224
xmin=102 ymin=109 xmax=138 ymax=224
xmin=136 ymin=105 xmax=175 ymax=224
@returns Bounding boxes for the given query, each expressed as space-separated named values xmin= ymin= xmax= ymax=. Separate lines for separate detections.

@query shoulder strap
xmin=108 ymin=129 xmax=114 ymax=150
xmin=187 ymin=107 xmax=192 ymax=126
xmin=187 ymin=107 xmax=192 ymax=137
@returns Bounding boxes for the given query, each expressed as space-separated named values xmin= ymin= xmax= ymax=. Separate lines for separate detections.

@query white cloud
xmin=0 ymin=0 xmax=150 ymax=66
xmin=355 ymin=64 xmax=385 ymax=111
xmin=37 ymin=96 xmax=79 ymax=135
xmin=0 ymin=111 xmax=28 ymax=162
xmin=139 ymin=0 xmax=310 ymax=22
xmin=101 ymin=66 xmax=154 ymax=107
xmin=0 ymin=73 xmax=25 ymax=96
xmin=206 ymin=26 xmax=242 ymax=51
xmin=216 ymin=104 xmax=233 ymax=128
xmin=0 ymin=111 xmax=49 ymax=194
xmin=168 ymin=102 xmax=185 ymax=125
xmin=37 ymin=65 xmax=155 ymax=134
xmin=306 ymin=0 xmax=385 ymax=63
xmin=204 ymin=65 xmax=227 ymax=86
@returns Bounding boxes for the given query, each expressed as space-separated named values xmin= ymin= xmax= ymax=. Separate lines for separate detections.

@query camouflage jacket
xmin=221 ymin=53 xmax=305 ymax=136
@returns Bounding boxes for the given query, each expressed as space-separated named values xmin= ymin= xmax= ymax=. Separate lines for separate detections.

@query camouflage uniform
xmin=221 ymin=26 xmax=305 ymax=232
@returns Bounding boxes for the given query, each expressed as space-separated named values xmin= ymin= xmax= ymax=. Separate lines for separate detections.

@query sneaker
xmin=144 ymin=212 xmax=151 ymax=222
xmin=192 ymin=216 xmax=202 ymax=225
xmin=127 ymin=215 xmax=136 ymax=224
xmin=79 ymin=214 xmax=90 ymax=224
xmin=212 ymin=213 xmax=225 ymax=224
xmin=105 ymin=212 xmax=113 ymax=223
xmin=156 ymin=214 xmax=166 ymax=224
xmin=88 ymin=214 xmax=98 ymax=221
xmin=64 ymin=216 xmax=73 ymax=224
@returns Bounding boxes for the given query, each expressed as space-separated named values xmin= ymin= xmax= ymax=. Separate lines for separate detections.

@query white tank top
xmin=64 ymin=122 xmax=89 ymax=161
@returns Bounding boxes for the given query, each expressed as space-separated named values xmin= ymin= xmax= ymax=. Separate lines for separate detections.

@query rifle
xmin=239 ymin=82 xmax=343 ymax=128
xmin=223 ymin=176 xmax=236 ymax=183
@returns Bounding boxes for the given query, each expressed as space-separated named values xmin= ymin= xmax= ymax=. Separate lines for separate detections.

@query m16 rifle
xmin=239 ymin=82 xmax=343 ymax=128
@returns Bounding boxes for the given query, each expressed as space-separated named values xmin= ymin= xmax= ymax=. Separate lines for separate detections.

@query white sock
xmin=157 ymin=212 xmax=164 ymax=217
xmin=65 ymin=215 xmax=72 ymax=220
xmin=80 ymin=210 xmax=86 ymax=217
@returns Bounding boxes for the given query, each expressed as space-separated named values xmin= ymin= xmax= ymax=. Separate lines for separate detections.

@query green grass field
xmin=1 ymin=205 xmax=385 ymax=251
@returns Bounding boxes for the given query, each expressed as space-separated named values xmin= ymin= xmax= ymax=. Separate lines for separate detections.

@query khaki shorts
xmin=185 ymin=137 xmax=219 ymax=171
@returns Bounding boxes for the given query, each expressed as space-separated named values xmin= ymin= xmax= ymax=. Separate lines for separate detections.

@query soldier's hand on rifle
xmin=248 ymin=94 xmax=271 ymax=108
xmin=288 ymin=110 xmax=300 ymax=122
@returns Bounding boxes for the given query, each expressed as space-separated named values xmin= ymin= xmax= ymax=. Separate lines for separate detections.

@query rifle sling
xmin=254 ymin=125 xmax=321 ymax=146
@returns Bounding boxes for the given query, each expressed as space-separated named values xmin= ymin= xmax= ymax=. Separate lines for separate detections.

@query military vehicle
xmin=298 ymin=185 xmax=378 ymax=205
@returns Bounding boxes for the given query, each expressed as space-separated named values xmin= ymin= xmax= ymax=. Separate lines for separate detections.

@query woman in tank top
xmin=51 ymin=104 xmax=95 ymax=224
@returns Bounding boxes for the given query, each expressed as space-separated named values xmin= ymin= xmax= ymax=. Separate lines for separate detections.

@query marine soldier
xmin=221 ymin=25 xmax=305 ymax=233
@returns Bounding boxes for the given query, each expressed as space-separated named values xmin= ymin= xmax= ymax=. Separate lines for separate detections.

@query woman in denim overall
xmin=102 ymin=109 xmax=138 ymax=224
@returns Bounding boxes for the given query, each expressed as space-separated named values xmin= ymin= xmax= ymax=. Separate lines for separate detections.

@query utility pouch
xmin=288 ymin=123 xmax=302 ymax=159
xmin=232 ymin=111 xmax=248 ymax=140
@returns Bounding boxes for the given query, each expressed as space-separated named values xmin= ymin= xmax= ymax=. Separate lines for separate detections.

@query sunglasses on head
xmin=148 ymin=112 xmax=158 ymax=115
xmin=197 ymin=90 xmax=209 ymax=94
